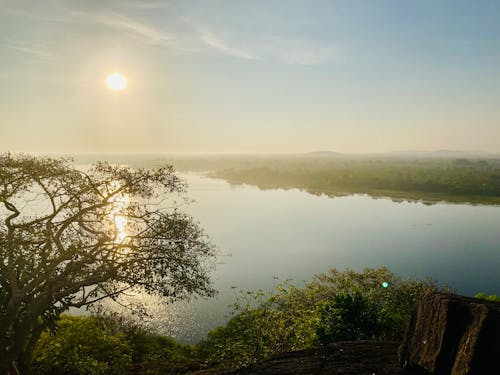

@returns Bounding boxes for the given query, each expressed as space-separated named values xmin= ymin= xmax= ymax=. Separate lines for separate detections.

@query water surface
xmin=131 ymin=173 xmax=500 ymax=342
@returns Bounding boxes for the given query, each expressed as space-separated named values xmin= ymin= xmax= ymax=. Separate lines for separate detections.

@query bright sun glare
xmin=106 ymin=72 xmax=127 ymax=91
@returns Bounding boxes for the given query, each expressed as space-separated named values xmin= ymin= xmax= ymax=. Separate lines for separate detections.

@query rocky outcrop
xmin=399 ymin=293 xmax=500 ymax=375
xmin=203 ymin=341 xmax=417 ymax=375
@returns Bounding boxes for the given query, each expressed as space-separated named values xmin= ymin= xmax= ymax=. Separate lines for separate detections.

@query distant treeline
xmin=120 ymin=155 xmax=500 ymax=204
xmin=210 ymin=158 xmax=500 ymax=204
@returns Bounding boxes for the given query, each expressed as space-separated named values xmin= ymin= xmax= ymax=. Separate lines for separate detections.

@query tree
xmin=0 ymin=154 xmax=215 ymax=374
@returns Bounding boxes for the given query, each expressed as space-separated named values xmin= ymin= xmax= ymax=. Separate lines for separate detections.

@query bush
xmin=304 ymin=267 xmax=451 ymax=339
xmin=316 ymin=292 xmax=390 ymax=343
xmin=123 ymin=322 xmax=195 ymax=365
xmin=197 ymin=286 xmax=316 ymax=367
xmin=32 ymin=315 xmax=195 ymax=375
xmin=33 ymin=316 xmax=132 ymax=375
xmin=197 ymin=267 xmax=451 ymax=367
xmin=474 ymin=292 xmax=500 ymax=302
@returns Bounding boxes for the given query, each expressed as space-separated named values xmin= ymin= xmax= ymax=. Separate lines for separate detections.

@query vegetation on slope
xmin=33 ymin=316 xmax=198 ymax=375
xmin=30 ymin=267 xmax=453 ymax=373
xmin=197 ymin=267 xmax=452 ymax=367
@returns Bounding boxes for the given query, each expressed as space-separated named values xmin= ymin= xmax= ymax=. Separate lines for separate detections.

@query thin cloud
xmin=3 ymin=6 xmax=341 ymax=64
xmin=197 ymin=28 xmax=341 ymax=65
xmin=2 ymin=39 xmax=54 ymax=62
xmin=70 ymin=11 xmax=175 ymax=47
xmin=2 ymin=7 xmax=175 ymax=48
xmin=199 ymin=30 xmax=260 ymax=61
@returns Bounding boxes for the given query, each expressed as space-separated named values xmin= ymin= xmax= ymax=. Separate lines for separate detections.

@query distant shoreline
xmin=68 ymin=154 xmax=500 ymax=207
xmin=213 ymin=178 xmax=500 ymax=206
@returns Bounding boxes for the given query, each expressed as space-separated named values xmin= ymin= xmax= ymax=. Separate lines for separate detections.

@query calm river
xmin=117 ymin=173 xmax=500 ymax=343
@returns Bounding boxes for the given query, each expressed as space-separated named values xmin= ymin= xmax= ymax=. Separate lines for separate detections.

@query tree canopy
xmin=0 ymin=154 xmax=215 ymax=374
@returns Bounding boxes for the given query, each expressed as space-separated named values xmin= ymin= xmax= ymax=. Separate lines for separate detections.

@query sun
xmin=106 ymin=72 xmax=127 ymax=91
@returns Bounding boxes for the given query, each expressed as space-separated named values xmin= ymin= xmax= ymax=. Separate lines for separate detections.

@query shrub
xmin=197 ymin=267 xmax=451 ymax=367
xmin=474 ymin=292 xmax=500 ymax=302
xmin=315 ymin=292 xmax=391 ymax=343
xmin=32 ymin=315 xmax=195 ymax=375
xmin=197 ymin=286 xmax=316 ymax=367
xmin=33 ymin=316 xmax=132 ymax=375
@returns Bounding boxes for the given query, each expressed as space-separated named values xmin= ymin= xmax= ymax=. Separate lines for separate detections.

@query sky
xmin=1 ymin=0 xmax=500 ymax=154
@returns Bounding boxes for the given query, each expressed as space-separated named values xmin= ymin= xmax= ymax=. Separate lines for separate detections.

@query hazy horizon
xmin=2 ymin=0 xmax=500 ymax=154
xmin=17 ymin=149 xmax=500 ymax=158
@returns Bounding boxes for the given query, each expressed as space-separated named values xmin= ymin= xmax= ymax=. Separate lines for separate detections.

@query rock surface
xmin=399 ymin=293 xmax=500 ymax=375
xmin=196 ymin=341 xmax=422 ymax=375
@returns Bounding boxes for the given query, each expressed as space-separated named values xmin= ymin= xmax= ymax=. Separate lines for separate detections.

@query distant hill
xmin=305 ymin=151 xmax=343 ymax=157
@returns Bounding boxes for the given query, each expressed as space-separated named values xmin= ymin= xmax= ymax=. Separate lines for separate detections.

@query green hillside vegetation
xmin=32 ymin=268 xmax=453 ymax=373
xmin=197 ymin=267 xmax=452 ymax=367
xmin=33 ymin=316 xmax=199 ymax=375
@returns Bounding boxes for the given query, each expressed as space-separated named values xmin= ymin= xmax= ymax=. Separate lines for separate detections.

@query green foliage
xmin=121 ymin=321 xmax=195 ymax=365
xmin=32 ymin=315 xmax=195 ymax=375
xmin=198 ymin=267 xmax=451 ymax=367
xmin=30 ymin=268 xmax=455 ymax=372
xmin=304 ymin=267 xmax=449 ymax=339
xmin=316 ymin=292 xmax=390 ymax=343
xmin=33 ymin=316 xmax=132 ymax=375
xmin=474 ymin=292 xmax=500 ymax=302
xmin=197 ymin=284 xmax=317 ymax=367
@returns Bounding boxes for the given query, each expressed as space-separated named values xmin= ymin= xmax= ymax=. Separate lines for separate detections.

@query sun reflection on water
xmin=109 ymin=189 xmax=130 ymax=243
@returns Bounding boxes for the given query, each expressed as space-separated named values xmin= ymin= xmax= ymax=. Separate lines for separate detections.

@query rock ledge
xmin=399 ymin=293 xmax=500 ymax=375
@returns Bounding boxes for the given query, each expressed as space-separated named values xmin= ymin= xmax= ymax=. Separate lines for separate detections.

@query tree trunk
xmin=16 ymin=356 xmax=32 ymax=375
xmin=0 ymin=315 xmax=43 ymax=375
xmin=15 ymin=324 xmax=43 ymax=375
xmin=9 ymin=363 xmax=20 ymax=375
xmin=0 ymin=352 xmax=17 ymax=375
